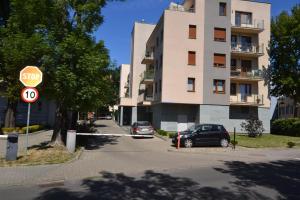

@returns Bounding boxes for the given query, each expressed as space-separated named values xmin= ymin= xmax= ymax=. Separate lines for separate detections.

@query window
xmin=240 ymin=84 xmax=252 ymax=96
xmin=231 ymin=59 xmax=237 ymax=70
xmin=155 ymin=60 xmax=159 ymax=70
xmin=188 ymin=51 xmax=196 ymax=65
xmin=156 ymin=37 xmax=159 ymax=46
xmin=159 ymin=79 xmax=162 ymax=92
xmin=213 ymin=79 xmax=225 ymax=94
xmin=214 ymin=28 xmax=226 ymax=42
xmin=219 ymin=2 xmax=227 ymax=16
xmin=189 ymin=25 xmax=197 ymax=39
xmin=214 ymin=53 xmax=226 ymax=68
xmin=235 ymin=12 xmax=252 ymax=26
xmin=201 ymin=125 xmax=213 ymax=132
xmin=230 ymin=83 xmax=237 ymax=95
xmin=188 ymin=78 xmax=195 ymax=92
xmin=155 ymin=82 xmax=158 ymax=94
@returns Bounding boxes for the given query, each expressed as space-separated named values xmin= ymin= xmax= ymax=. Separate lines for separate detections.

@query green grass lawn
xmin=233 ymin=134 xmax=300 ymax=148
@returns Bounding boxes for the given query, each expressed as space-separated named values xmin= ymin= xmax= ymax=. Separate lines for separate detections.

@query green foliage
xmin=168 ymin=132 xmax=176 ymax=138
xmin=241 ymin=118 xmax=265 ymax=137
xmin=156 ymin=129 xmax=168 ymax=137
xmin=287 ymin=142 xmax=296 ymax=148
xmin=269 ymin=5 xmax=300 ymax=108
xmin=2 ymin=125 xmax=43 ymax=134
xmin=272 ymin=118 xmax=300 ymax=137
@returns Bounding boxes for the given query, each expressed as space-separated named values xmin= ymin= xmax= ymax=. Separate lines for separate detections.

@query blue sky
xmin=95 ymin=0 xmax=299 ymax=66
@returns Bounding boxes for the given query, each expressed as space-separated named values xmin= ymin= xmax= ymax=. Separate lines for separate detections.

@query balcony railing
xmin=231 ymin=69 xmax=263 ymax=80
xmin=233 ymin=19 xmax=264 ymax=30
xmin=231 ymin=43 xmax=264 ymax=55
xmin=141 ymin=51 xmax=154 ymax=64
xmin=143 ymin=70 xmax=155 ymax=80
xmin=168 ymin=3 xmax=195 ymax=13
xmin=230 ymin=94 xmax=264 ymax=106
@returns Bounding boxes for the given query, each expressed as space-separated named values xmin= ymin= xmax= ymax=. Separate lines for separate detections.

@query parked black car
xmin=172 ymin=124 xmax=230 ymax=148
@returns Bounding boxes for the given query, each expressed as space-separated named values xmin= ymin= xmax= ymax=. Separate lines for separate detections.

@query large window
xmin=219 ymin=2 xmax=227 ymax=16
xmin=214 ymin=28 xmax=226 ymax=42
xmin=188 ymin=78 xmax=195 ymax=92
xmin=235 ymin=11 xmax=252 ymax=26
xmin=189 ymin=25 xmax=197 ymax=39
xmin=214 ymin=53 xmax=226 ymax=68
xmin=213 ymin=79 xmax=225 ymax=94
xmin=188 ymin=51 xmax=196 ymax=65
xmin=230 ymin=83 xmax=237 ymax=95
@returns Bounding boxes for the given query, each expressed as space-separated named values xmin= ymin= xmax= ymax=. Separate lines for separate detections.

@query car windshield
xmin=137 ymin=121 xmax=151 ymax=126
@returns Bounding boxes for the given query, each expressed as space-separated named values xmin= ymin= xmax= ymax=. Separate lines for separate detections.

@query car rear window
xmin=137 ymin=122 xmax=151 ymax=126
xmin=201 ymin=125 xmax=213 ymax=131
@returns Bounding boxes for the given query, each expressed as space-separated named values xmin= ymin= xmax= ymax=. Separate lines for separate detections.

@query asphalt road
xmin=0 ymin=120 xmax=299 ymax=200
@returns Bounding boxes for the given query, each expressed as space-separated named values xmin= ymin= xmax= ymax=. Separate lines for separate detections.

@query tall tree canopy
xmin=0 ymin=0 xmax=122 ymax=144
xmin=269 ymin=4 xmax=300 ymax=116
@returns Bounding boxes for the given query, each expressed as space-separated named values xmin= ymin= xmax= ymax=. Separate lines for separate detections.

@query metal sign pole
xmin=26 ymin=103 xmax=31 ymax=155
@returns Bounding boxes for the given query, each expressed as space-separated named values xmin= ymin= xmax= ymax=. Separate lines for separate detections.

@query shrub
xmin=287 ymin=142 xmax=296 ymax=148
xmin=241 ymin=118 xmax=265 ymax=137
xmin=156 ymin=129 xmax=168 ymax=136
xmin=168 ymin=132 xmax=176 ymax=138
xmin=21 ymin=125 xmax=44 ymax=134
xmin=2 ymin=125 xmax=43 ymax=134
xmin=272 ymin=118 xmax=300 ymax=137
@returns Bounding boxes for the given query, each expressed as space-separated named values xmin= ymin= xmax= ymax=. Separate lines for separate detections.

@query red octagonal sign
xmin=21 ymin=87 xmax=39 ymax=103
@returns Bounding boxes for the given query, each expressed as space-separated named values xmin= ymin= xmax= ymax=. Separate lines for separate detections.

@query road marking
xmin=76 ymin=133 xmax=154 ymax=138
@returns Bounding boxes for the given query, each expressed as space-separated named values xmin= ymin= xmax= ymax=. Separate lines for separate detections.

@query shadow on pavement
xmin=214 ymin=160 xmax=300 ymax=200
xmin=34 ymin=170 xmax=274 ymax=200
xmin=77 ymin=136 xmax=119 ymax=150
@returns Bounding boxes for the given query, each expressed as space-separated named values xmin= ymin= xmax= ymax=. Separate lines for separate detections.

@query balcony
xmin=141 ymin=51 xmax=154 ymax=64
xmin=232 ymin=19 xmax=264 ymax=34
xmin=137 ymin=94 xmax=154 ymax=106
xmin=141 ymin=70 xmax=154 ymax=84
xmin=230 ymin=94 xmax=264 ymax=106
xmin=231 ymin=69 xmax=264 ymax=81
xmin=231 ymin=43 xmax=264 ymax=57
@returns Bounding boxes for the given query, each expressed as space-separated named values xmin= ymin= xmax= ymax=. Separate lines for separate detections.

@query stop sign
xmin=19 ymin=66 xmax=43 ymax=87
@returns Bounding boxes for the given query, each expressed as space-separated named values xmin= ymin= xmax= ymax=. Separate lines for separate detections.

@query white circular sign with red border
xmin=21 ymin=87 xmax=39 ymax=103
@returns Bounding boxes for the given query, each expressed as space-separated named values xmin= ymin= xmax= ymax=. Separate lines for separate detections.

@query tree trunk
xmin=51 ymin=104 xmax=68 ymax=146
xmin=293 ymin=99 xmax=298 ymax=118
xmin=4 ymin=101 xmax=17 ymax=128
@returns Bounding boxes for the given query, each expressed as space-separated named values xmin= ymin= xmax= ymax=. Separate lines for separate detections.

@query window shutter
xmin=214 ymin=28 xmax=226 ymax=41
xmin=214 ymin=54 xmax=226 ymax=67
xmin=188 ymin=51 xmax=196 ymax=65
xmin=189 ymin=25 xmax=196 ymax=39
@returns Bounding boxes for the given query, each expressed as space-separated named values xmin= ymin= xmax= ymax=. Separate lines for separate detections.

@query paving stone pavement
xmin=0 ymin=120 xmax=300 ymax=187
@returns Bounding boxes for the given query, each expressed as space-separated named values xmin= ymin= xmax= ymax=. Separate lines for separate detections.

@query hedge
xmin=271 ymin=118 xmax=300 ymax=137
xmin=2 ymin=125 xmax=44 ymax=134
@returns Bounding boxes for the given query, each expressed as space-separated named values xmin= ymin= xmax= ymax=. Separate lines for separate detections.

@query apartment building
xmin=119 ymin=0 xmax=271 ymax=132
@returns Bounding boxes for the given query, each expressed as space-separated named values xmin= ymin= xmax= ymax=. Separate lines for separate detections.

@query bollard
xmin=177 ymin=132 xmax=180 ymax=149
xmin=6 ymin=133 xmax=19 ymax=161
xmin=66 ymin=130 xmax=76 ymax=153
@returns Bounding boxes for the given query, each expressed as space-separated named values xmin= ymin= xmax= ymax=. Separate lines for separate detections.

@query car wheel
xmin=220 ymin=139 xmax=229 ymax=147
xmin=184 ymin=139 xmax=193 ymax=148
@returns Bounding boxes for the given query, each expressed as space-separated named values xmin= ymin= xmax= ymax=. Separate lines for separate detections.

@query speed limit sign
xmin=21 ymin=87 xmax=39 ymax=103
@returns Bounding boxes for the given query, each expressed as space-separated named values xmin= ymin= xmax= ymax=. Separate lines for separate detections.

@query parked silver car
xmin=130 ymin=121 xmax=154 ymax=136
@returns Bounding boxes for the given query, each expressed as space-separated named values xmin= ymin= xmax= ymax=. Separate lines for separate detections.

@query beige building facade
xmin=119 ymin=0 xmax=271 ymax=132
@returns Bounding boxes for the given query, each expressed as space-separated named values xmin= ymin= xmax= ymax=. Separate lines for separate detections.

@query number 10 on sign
xmin=21 ymin=87 xmax=39 ymax=155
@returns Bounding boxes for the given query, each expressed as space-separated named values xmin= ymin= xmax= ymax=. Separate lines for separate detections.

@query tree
xmin=269 ymin=4 xmax=300 ymax=117
xmin=0 ymin=0 xmax=51 ymax=127
xmin=0 ymin=0 xmax=123 ymax=145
